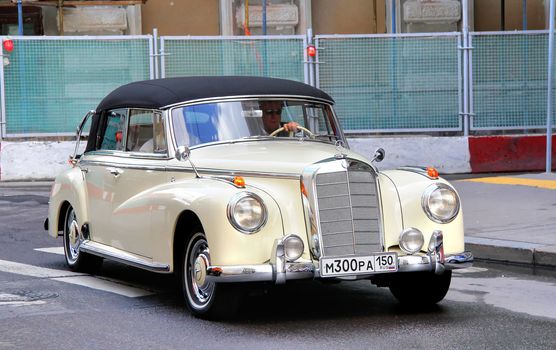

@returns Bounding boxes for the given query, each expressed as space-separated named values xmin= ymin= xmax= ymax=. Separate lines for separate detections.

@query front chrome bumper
xmin=206 ymin=231 xmax=474 ymax=284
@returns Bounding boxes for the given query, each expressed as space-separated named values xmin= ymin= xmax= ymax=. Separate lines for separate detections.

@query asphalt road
xmin=1 ymin=185 xmax=555 ymax=350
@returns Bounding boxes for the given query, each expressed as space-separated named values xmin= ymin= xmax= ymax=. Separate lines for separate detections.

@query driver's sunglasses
xmin=263 ymin=108 xmax=282 ymax=115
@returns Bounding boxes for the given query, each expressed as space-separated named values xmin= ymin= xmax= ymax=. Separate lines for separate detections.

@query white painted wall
xmin=0 ymin=141 xmax=76 ymax=181
xmin=0 ymin=136 xmax=471 ymax=181
xmin=348 ymin=136 xmax=471 ymax=174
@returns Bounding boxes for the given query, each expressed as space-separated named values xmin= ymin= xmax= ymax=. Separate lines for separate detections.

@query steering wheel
xmin=269 ymin=125 xmax=315 ymax=138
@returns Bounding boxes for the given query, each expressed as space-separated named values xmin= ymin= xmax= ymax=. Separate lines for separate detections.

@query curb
xmin=0 ymin=181 xmax=52 ymax=188
xmin=466 ymin=237 xmax=556 ymax=268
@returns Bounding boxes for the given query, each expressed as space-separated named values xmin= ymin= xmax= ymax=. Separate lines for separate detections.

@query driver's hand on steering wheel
xmin=282 ymin=122 xmax=299 ymax=132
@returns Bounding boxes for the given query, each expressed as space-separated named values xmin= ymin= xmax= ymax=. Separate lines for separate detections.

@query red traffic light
xmin=307 ymin=45 xmax=316 ymax=57
xmin=3 ymin=39 xmax=14 ymax=52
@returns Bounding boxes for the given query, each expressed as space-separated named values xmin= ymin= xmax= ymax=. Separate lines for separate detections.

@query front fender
xmin=380 ymin=170 xmax=465 ymax=255
xmin=48 ymin=166 xmax=89 ymax=238
xmin=148 ymin=177 xmax=284 ymax=268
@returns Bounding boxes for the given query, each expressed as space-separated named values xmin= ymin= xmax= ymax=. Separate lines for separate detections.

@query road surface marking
xmin=461 ymin=177 xmax=556 ymax=190
xmin=34 ymin=247 xmax=64 ymax=256
xmin=52 ymin=276 xmax=154 ymax=298
xmin=0 ymin=259 xmax=153 ymax=298
xmin=0 ymin=293 xmax=47 ymax=307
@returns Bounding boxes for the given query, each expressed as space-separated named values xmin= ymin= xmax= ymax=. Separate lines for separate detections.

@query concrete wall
xmin=349 ymin=136 xmax=471 ymax=174
xmin=2 ymin=135 xmax=554 ymax=181
xmin=0 ymin=141 xmax=76 ymax=181
xmin=0 ymin=136 xmax=470 ymax=181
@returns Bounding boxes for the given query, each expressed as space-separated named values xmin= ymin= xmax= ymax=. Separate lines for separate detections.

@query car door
xmin=80 ymin=109 xmax=128 ymax=247
xmin=107 ymin=109 xmax=169 ymax=258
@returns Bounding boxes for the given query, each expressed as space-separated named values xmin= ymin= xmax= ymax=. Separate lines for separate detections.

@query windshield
xmin=171 ymin=99 xmax=342 ymax=147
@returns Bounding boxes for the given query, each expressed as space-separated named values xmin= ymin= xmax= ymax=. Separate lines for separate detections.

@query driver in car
xmin=260 ymin=101 xmax=299 ymax=136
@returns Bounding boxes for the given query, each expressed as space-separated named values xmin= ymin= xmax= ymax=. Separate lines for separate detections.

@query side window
xmin=126 ymin=109 xmax=167 ymax=154
xmin=99 ymin=109 xmax=127 ymax=151
xmin=153 ymin=112 xmax=167 ymax=153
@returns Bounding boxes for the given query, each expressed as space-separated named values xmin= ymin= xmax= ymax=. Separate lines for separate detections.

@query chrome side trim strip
xmin=79 ymin=160 xmax=300 ymax=179
xmin=80 ymin=240 xmax=170 ymax=273
xmin=80 ymin=160 xmax=166 ymax=172
xmin=165 ymin=166 xmax=301 ymax=180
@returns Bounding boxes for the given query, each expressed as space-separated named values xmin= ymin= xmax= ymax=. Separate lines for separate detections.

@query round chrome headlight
xmin=283 ymin=235 xmax=304 ymax=261
xmin=399 ymin=228 xmax=424 ymax=254
xmin=421 ymin=183 xmax=460 ymax=223
xmin=227 ymin=192 xmax=267 ymax=234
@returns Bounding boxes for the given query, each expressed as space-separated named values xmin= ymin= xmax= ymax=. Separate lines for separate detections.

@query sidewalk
xmin=451 ymin=172 xmax=556 ymax=268
xmin=2 ymin=173 xmax=555 ymax=268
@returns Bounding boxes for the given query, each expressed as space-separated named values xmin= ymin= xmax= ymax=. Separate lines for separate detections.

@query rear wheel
xmin=63 ymin=206 xmax=103 ymax=273
xmin=388 ymin=270 xmax=452 ymax=307
xmin=179 ymin=229 xmax=241 ymax=319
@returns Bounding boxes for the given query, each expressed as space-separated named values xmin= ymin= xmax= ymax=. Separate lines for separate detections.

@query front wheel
xmin=63 ymin=206 xmax=103 ymax=273
xmin=179 ymin=230 xmax=241 ymax=319
xmin=388 ymin=270 xmax=452 ymax=307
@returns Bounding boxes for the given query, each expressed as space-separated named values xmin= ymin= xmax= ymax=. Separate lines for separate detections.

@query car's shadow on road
xmin=96 ymin=261 xmax=450 ymax=324
xmin=232 ymin=280 xmax=448 ymax=323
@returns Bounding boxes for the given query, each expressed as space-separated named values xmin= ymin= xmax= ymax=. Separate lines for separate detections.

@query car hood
xmin=186 ymin=140 xmax=371 ymax=175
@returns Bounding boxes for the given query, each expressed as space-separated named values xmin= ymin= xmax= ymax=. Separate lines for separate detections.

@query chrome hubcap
xmin=65 ymin=209 xmax=81 ymax=262
xmin=187 ymin=235 xmax=215 ymax=307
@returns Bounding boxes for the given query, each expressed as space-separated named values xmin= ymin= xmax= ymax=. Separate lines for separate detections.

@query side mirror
xmin=175 ymin=145 xmax=200 ymax=178
xmin=371 ymin=148 xmax=385 ymax=163
xmin=175 ymin=145 xmax=191 ymax=161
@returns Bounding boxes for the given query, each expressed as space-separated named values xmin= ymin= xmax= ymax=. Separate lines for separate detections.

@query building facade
xmin=0 ymin=0 xmax=549 ymax=37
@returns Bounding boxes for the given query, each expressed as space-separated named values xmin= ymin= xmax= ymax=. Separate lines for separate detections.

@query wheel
xmin=179 ymin=229 xmax=241 ymax=319
xmin=63 ymin=206 xmax=103 ymax=273
xmin=388 ymin=270 xmax=452 ymax=307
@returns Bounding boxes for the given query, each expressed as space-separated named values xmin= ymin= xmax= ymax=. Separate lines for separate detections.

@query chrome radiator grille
xmin=315 ymin=169 xmax=381 ymax=256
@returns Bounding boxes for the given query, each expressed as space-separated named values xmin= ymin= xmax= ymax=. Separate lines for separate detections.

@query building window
xmin=0 ymin=6 xmax=43 ymax=35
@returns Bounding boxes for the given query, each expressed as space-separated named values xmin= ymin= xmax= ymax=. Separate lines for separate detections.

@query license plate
xmin=320 ymin=253 xmax=398 ymax=277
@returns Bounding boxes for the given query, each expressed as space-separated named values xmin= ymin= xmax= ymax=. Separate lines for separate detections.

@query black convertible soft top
xmin=96 ymin=76 xmax=334 ymax=111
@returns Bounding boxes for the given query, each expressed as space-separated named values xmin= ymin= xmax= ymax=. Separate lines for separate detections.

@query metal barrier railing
xmin=0 ymin=31 xmax=554 ymax=138
xmin=159 ymin=35 xmax=307 ymax=83
xmin=470 ymin=30 xmax=555 ymax=131
xmin=315 ymin=33 xmax=462 ymax=133
xmin=0 ymin=35 xmax=153 ymax=137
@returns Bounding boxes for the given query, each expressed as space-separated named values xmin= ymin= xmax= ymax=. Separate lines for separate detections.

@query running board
xmin=80 ymin=240 xmax=170 ymax=273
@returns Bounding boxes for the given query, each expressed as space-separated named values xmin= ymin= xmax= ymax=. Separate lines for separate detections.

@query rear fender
xmin=48 ymin=167 xmax=89 ymax=238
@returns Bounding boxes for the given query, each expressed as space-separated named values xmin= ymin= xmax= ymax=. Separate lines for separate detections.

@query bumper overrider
xmin=206 ymin=231 xmax=473 ymax=284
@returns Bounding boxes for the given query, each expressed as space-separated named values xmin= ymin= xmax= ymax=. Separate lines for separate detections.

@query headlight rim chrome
xmin=227 ymin=192 xmax=267 ymax=234
xmin=421 ymin=183 xmax=460 ymax=224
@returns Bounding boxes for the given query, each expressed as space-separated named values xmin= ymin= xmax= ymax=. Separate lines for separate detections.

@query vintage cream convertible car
xmin=45 ymin=76 xmax=472 ymax=319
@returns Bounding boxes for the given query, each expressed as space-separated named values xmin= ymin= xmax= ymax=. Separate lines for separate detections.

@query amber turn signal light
xmin=233 ymin=176 xmax=246 ymax=188
xmin=427 ymin=167 xmax=439 ymax=179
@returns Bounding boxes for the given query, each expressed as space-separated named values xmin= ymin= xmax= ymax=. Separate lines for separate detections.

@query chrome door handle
xmin=80 ymin=167 xmax=89 ymax=173
xmin=106 ymin=167 xmax=123 ymax=177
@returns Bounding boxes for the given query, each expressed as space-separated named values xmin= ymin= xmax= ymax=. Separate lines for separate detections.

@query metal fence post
xmin=547 ymin=0 xmax=555 ymax=173
xmin=462 ymin=0 xmax=470 ymax=136
xmin=307 ymin=28 xmax=315 ymax=87
xmin=153 ymin=28 xmax=159 ymax=79
xmin=468 ymin=33 xmax=474 ymax=133
xmin=0 ymin=36 xmax=5 ymax=139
